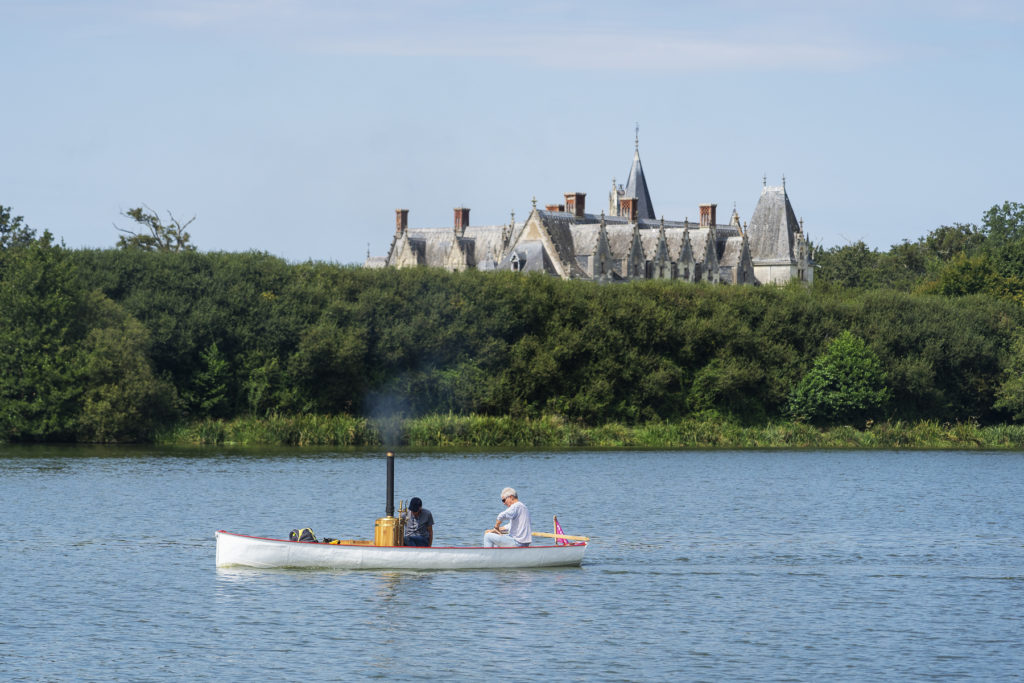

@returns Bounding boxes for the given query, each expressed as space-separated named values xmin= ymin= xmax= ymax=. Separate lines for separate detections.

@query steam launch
xmin=215 ymin=451 xmax=589 ymax=570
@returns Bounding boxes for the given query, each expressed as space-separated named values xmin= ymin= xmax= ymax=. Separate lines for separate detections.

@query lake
xmin=2 ymin=446 xmax=1023 ymax=681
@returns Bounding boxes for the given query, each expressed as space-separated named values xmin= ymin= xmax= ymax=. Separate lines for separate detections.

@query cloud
xmin=117 ymin=0 xmax=881 ymax=72
xmin=40 ymin=0 xmax=1016 ymax=74
xmin=314 ymin=31 xmax=876 ymax=72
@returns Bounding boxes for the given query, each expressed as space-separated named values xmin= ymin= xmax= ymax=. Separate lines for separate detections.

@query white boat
xmin=215 ymin=530 xmax=588 ymax=570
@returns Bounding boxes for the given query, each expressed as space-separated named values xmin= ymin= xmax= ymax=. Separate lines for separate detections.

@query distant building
xmin=369 ymin=139 xmax=813 ymax=285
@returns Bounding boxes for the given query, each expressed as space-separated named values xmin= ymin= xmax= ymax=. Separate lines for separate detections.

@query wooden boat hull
xmin=215 ymin=530 xmax=587 ymax=570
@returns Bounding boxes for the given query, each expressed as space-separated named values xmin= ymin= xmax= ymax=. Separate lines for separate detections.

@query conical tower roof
xmin=624 ymin=142 xmax=656 ymax=221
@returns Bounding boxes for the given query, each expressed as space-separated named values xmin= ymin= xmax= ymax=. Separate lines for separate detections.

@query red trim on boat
xmin=216 ymin=530 xmax=585 ymax=549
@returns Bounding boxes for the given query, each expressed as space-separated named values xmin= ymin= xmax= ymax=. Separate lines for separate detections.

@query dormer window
xmin=510 ymin=253 xmax=522 ymax=272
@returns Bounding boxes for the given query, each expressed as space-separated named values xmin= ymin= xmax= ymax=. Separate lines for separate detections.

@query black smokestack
xmin=386 ymin=451 xmax=395 ymax=517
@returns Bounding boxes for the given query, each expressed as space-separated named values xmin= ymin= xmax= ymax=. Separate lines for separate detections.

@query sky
xmin=2 ymin=0 xmax=1022 ymax=264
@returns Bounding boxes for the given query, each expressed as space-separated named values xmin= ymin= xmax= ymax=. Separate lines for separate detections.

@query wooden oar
xmin=532 ymin=531 xmax=590 ymax=541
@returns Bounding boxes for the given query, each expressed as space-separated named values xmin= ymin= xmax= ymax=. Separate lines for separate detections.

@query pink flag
xmin=554 ymin=515 xmax=569 ymax=546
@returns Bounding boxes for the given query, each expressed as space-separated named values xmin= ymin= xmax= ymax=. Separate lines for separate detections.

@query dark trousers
xmin=404 ymin=534 xmax=429 ymax=547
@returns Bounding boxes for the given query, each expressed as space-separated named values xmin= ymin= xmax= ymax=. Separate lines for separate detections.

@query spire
xmin=596 ymin=211 xmax=611 ymax=280
xmin=624 ymin=135 xmax=655 ymax=220
xmin=503 ymin=209 xmax=515 ymax=246
xmin=653 ymin=216 xmax=670 ymax=276
xmin=680 ymin=222 xmax=694 ymax=269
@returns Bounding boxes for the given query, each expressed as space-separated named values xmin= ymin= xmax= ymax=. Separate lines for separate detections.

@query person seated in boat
xmin=403 ymin=497 xmax=434 ymax=547
xmin=483 ymin=487 xmax=532 ymax=548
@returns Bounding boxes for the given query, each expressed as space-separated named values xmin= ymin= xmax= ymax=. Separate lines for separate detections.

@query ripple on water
xmin=2 ymin=448 xmax=1024 ymax=680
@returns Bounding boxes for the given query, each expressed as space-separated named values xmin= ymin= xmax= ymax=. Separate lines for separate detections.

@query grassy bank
xmin=156 ymin=413 xmax=1024 ymax=449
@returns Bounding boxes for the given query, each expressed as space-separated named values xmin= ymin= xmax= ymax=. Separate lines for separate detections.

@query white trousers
xmin=483 ymin=532 xmax=528 ymax=548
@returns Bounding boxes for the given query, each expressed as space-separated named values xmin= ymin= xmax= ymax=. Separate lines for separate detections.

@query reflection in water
xmin=373 ymin=570 xmax=435 ymax=601
xmin=215 ymin=567 xmax=269 ymax=585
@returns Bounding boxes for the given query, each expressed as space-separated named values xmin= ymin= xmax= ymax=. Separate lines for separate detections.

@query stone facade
xmin=369 ymin=142 xmax=814 ymax=286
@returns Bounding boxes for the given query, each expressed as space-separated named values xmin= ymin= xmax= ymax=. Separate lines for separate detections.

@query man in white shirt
xmin=483 ymin=487 xmax=532 ymax=547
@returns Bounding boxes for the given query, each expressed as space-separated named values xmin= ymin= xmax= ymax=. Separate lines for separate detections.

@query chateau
xmin=369 ymin=140 xmax=814 ymax=285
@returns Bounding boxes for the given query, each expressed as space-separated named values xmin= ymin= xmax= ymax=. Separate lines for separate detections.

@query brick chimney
xmin=454 ymin=207 xmax=470 ymax=236
xmin=620 ymin=197 xmax=638 ymax=222
xmin=699 ymin=204 xmax=717 ymax=227
xmin=395 ymin=209 xmax=409 ymax=235
xmin=564 ymin=192 xmax=586 ymax=218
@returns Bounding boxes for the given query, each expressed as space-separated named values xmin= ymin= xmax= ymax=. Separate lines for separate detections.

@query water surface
xmin=2 ymin=447 xmax=1022 ymax=681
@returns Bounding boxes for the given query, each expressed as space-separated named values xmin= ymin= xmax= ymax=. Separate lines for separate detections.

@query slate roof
xmin=638 ymin=228 xmax=664 ymax=260
xmin=568 ymin=223 xmax=600 ymax=256
xmin=497 ymin=240 xmax=551 ymax=273
xmin=624 ymin=148 xmax=656 ymax=220
xmin=547 ymin=211 xmax=743 ymax=269
xmin=392 ymin=225 xmax=508 ymax=268
xmin=747 ymin=186 xmax=800 ymax=263
xmin=719 ymin=235 xmax=746 ymax=268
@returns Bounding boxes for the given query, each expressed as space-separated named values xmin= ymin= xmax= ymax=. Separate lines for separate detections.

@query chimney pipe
xmin=386 ymin=451 xmax=395 ymax=517
xmin=454 ymin=207 xmax=470 ymax=235
xmin=621 ymin=197 xmax=638 ymax=222
xmin=564 ymin=192 xmax=586 ymax=218
xmin=395 ymin=209 xmax=409 ymax=234
xmin=700 ymin=204 xmax=717 ymax=227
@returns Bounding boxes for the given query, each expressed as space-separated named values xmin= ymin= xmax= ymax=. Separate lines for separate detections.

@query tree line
xmin=814 ymin=201 xmax=1024 ymax=299
xmin=2 ymin=202 xmax=1024 ymax=442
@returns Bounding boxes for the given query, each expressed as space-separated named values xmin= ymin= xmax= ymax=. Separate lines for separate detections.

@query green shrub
xmin=788 ymin=330 xmax=891 ymax=426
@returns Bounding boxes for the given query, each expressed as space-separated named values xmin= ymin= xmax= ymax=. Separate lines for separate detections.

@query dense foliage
xmin=3 ymin=200 xmax=1024 ymax=442
xmin=814 ymin=202 xmax=1024 ymax=302
xmin=0 ymin=213 xmax=173 ymax=441
xmin=787 ymin=331 xmax=891 ymax=425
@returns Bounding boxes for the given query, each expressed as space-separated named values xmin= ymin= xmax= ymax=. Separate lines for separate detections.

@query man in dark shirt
xmin=403 ymin=497 xmax=434 ymax=546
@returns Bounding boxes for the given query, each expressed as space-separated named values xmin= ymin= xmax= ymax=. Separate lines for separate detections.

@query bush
xmin=788 ymin=330 xmax=891 ymax=426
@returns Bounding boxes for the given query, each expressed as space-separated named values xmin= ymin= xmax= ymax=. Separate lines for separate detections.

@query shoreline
xmin=153 ymin=413 xmax=1024 ymax=450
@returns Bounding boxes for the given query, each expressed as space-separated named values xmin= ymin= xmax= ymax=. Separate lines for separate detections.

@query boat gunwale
xmin=215 ymin=529 xmax=587 ymax=550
